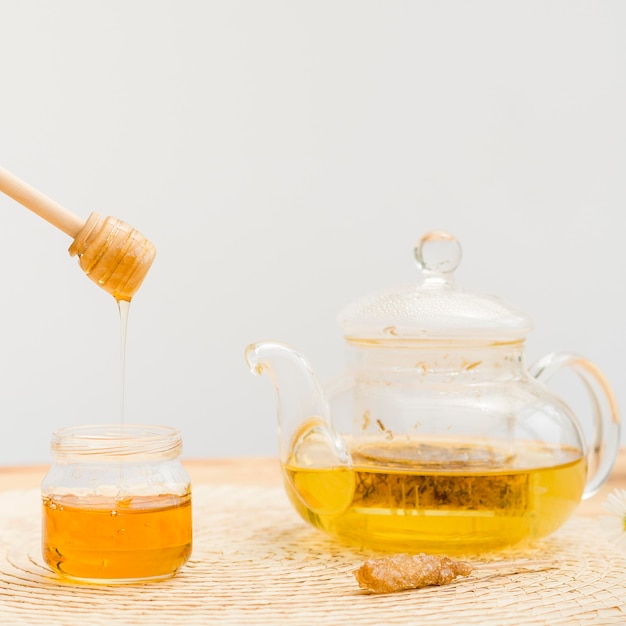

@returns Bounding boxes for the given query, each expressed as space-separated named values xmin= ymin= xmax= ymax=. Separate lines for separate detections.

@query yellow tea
xmin=283 ymin=440 xmax=586 ymax=553
xmin=42 ymin=492 xmax=192 ymax=583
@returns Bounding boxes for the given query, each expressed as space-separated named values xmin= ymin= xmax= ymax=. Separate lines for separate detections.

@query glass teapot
xmin=245 ymin=231 xmax=620 ymax=554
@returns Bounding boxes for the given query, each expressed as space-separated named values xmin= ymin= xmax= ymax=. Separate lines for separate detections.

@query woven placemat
xmin=0 ymin=484 xmax=625 ymax=625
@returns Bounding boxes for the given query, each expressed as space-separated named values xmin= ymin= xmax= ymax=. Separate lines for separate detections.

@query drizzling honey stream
xmin=0 ymin=165 xmax=157 ymax=423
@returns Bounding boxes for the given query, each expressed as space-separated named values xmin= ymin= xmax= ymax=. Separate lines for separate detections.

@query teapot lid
xmin=338 ymin=231 xmax=532 ymax=341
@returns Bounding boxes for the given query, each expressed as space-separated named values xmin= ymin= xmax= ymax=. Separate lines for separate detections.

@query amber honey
xmin=283 ymin=440 xmax=586 ymax=553
xmin=42 ymin=492 xmax=192 ymax=583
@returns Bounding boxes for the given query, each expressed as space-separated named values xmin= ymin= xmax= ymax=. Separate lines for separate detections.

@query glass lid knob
xmin=414 ymin=231 xmax=462 ymax=283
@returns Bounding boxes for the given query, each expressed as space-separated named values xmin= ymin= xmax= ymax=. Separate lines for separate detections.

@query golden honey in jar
xmin=41 ymin=424 xmax=192 ymax=584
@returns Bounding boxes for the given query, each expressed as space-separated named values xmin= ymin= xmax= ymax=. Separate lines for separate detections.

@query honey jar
xmin=41 ymin=424 xmax=192 ymax=584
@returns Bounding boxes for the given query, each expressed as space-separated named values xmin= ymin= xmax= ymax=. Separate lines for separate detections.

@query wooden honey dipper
xmin=0 ymin=165 xmax=156 ymax=301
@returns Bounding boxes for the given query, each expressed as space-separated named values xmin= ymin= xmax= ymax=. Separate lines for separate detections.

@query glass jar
xmin=41 ymin=424 xmax=192 ymax=584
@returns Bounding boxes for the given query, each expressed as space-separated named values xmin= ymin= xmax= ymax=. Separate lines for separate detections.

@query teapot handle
xmin=529 ymin=352 xmax=621 ymax=499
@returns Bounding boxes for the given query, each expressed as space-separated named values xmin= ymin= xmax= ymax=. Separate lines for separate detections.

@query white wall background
xmin=0 ymin=1 xmax=624 ymax=465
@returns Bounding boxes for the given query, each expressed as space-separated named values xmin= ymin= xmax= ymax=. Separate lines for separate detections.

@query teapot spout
xmin=245 ymin=341 xmax=350 ymax=468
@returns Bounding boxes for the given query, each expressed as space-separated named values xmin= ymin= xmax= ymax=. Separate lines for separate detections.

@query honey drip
xmin=117 ymin=299 xmax=130 ymax=424
xmin=42 ymin=493 xmax=192 ymax=582
xmin=283 ymin=438 xmax=586 ymax=553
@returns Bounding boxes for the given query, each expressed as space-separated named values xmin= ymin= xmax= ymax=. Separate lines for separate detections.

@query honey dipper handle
xmin=0 ymin=165 xmax=85 ymax=237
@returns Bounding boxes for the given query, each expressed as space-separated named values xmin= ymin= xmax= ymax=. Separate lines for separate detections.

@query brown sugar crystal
xmin=354 ymin=553 xmax=473 ymax=594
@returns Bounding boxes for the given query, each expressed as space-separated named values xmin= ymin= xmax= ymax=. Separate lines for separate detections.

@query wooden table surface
xmin=1 ymin=450 xmax=625 ymax=517
xmin=0 ymin=452 xmax=625 ymax=624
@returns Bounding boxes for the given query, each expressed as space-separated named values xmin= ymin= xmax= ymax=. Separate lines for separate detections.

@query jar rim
xmin=50 ymin=424 xmax=183 ymax=461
